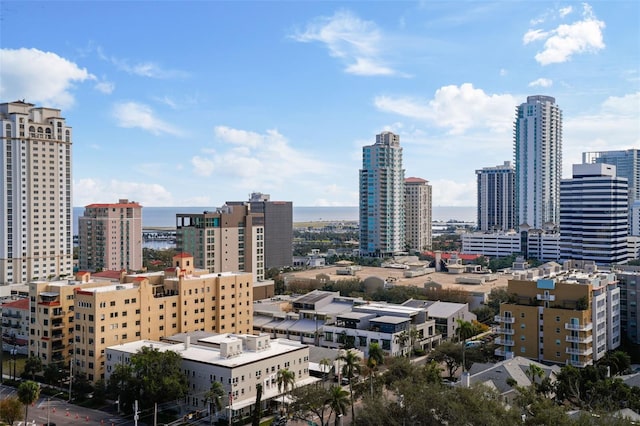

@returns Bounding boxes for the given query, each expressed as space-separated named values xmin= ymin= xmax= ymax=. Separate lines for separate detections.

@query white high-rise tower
xmin=1 ymin=101 xmax=73 ymax=287
xmin=359 ymin=131 xmax=405 ymax=257
xmin=514 ymin=95 xmax=562 ymax=230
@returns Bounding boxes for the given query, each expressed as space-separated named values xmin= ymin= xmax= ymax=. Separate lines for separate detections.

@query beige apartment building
xmin=1 ymin=101 xmax=74 ymax=288
xmin=404 ymin=177 xmax=432 ymax=252
xmin=176 ymin=204 xmax=265 ymax=282
xmin=30 ymin=253 xmax=254 ymax=381
xmin=495 ymin=263 xmax=620 ymax=368
xmin=78 ymin=199 xmax=143 ymax=272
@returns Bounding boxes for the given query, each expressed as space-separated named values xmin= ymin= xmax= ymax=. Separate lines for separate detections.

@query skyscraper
xmin=359 ymin=131 xmax=405 ymax=256
xmin=476 ymin=161 xmax=516 ymax=232
xmin=560 ymin=163 xmax=629 ymax=265
xmin=227 ymin=193 xmax=292 ymax=270
xmin=404 ymin=177 xmax=432 ymax=252
xmin=514 ymin=95 xmax=563 ymax=230
xmin=78 ymin=199 xmax=143 ymax=271
xmin=0 ymin=101 xmax=73 ymax=287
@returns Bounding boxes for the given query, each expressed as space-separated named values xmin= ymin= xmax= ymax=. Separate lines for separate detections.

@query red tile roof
xmin=2 ymin=298 xmax=29 ymax=310
xmin=173 ymin=253 xmax=193 ymax=258
xmin=423 ymin=251 xmax=481 ymax=261
xmin=85 ymin=202 xmax=142 ymax=208
xmin=405 ymin=177 xmax=429 ymax=183
xmin=92 ymin=270 xmax=124 ymax=280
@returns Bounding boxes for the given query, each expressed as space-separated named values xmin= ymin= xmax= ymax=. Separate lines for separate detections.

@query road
xmin=1 ymin=384 xmax=134 ymax=426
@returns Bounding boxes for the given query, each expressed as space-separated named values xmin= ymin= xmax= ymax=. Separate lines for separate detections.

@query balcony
xmin=496 ymin=327 xmax=515 ymax=335
xmin=565 ymin=335 xmax=593 ymax=344
xmin=536 ymin=294 xmax=556 ymax=302
xmin=566 ymin=347 xmax=591 ymax=356
xmin=495 ymin=348 xmax=515 ymax=359
xmin=568 ymin=359 xmax=592 ymax=368
xmin=495 ymin=337 xmax=515 ymax=346
xmin=51 ymin=321 xmax=64 ymax=329
xmin=494 ymin=315 xmax=515 ymax=324
xmin=565 ymin=322 xmax=593 ymax=332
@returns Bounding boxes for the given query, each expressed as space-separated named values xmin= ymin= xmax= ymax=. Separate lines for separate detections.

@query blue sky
xmin=1 ymin=1 xmax=638 ymax=207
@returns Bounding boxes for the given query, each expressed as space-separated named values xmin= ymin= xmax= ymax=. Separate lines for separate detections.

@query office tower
xmin=404 ymin=177 xmax=432 ymax=252
xmin=0 ymin=101 xmax=73 ymax=287
xmin=359 ymin=131 xmax=405 ymax=257
xmin=560 ymin=163 xmax=629 ymax=265
xmin=514 ymin=95 xmax=562 ymax=230
xmin=584 ymin=149 xmax=640 ymax=235
xmin=495 ymin=264 xmax=620 ymax=366
xmin=613 ymin=266 xmax=640 ymax=344
xmin=31 ymin=254 xmax=254 ymax=381
xmin=476 ymin=161 xmax=516 ymax=232
xmin=78 ymin=199 xmax=143 ymax=272
xmin=227 ymin=193 xmax=292 ymax=269
xmin=176 ymin=204 xmax=265 ymax=281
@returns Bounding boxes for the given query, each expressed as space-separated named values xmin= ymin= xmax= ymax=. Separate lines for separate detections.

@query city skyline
xmin=1 ymin=1 xmax=638 ymax=207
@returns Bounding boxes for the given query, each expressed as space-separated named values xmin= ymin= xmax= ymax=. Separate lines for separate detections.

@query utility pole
xmin=228 ymin=392 xmax=232 ymax=426
xmin=134 ymin=400 xmax=140 ymax=426
xmin=68 ymin=358 xmax=73 ymax=401
xmin=154 ymin=402 xmax=157 ymax=426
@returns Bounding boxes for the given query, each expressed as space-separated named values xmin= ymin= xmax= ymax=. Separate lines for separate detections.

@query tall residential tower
xmin=404 ymin=177 xmax=432 ymax=252
xmin=359 ymin=131 xmax=405 ymax=256
xmin=476 ymin=161 xmax=516 ymax=232
xmin=0 ymin=101 xmax=73 ymax=287
xmin=514 ymin=96 xmax=562 ymax=230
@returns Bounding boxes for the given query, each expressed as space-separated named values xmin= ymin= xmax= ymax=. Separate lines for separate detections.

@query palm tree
xmin=204 ymin=381 xmax=225 ymax=425
xmin=277 ymin=368 xmax=296 ymax=416
xmin=367 ymin=342 xmax=385 ymax=397
xmin=456 ymin=319 xmax=475 ymax=374
xmin=337 ymin=349 xmax=361 ymax=422
xmin=17 ymin=380 xmax=40 ymax=424
xmin=320 ymin=358 xmax=333 ymax=383
xmin=251 ymin=383 xmax=263 ymax=426
xmin=327 ymin=385 xmax=350 ymax=426
xmin=525 ymin=363 xmax=545 ymax=390
xmin=395 ymin=330 xmax=410 ymax=356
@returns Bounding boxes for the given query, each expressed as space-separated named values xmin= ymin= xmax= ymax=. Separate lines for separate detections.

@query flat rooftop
xmin=285 ymin=266 xmax=510 ymax=294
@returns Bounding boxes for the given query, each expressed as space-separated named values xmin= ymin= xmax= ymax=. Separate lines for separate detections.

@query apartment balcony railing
xmin=568 ymin=359 xmax=592 ymax=368
xmin=496 ymin=327 xmax=515 ymax=335
xmin=536 ymin=294 xmax=556 ymax=301
xmin=494 ymin=315 xmax=515 ymax=324
xmin=494 ymin=348 xmax=515 ymax=359
xmin=566 ymin=347 xmax=591 ymax=356
xmin=565 ymin=322 xmax=593 ymax=332
xmin=495 ymin=337 xmax=515 ymax=346
xmin=51 ymin=321 xmax=64 ymax=329
xmin=566 ymin=335 xmax=593 ymax=344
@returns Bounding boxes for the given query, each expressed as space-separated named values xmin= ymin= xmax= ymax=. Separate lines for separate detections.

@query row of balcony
xmin=494 ymin=348 xmax=515 ymax=359
xmin=566 ymin=334 xmax=593 ymax=344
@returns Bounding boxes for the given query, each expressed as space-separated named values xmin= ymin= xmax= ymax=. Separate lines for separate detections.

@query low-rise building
xmin=1 ymin=298 xmax=29 ymax=354
xmin=105 ymin=333 xmax=315 ymax=420
xmin=461 ymin=231 xmax=521 ymax=257
xmin=403 ymin=299 xmax=477 ymax=340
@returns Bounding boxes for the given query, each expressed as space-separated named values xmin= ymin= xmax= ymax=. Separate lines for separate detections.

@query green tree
xmin=22 ymin=356 xmax=42 ymax=381
xmin=327 ymin=386 xmax=350 ymax=426
xmin=0 ymin=397 xmax=23 ymax=425
xmin=598 ymin=350 xmax=631 ymax=376
xmin=277 ymin=368 xmax=296 ymax=416
xmin=106 ymin=346 xmax=188 ymax=415
xmin=17 ymin=380 xmax=40 ymax=424
xmin=251 ymin=383 xmax=263 ymax=426
xmin=456 ymin=319 xmax=475 ymax=373
xmin=205 ymin=381 xmax=225 ymax=424
xmin=428 ymin=341 xmax=462 ymax=378
xmin=421 ymin=360 xmax=443 ymax=385
xmin=289 ymin=383 xmax=332 ymax=426
xmin=43 ymin=362 xmax=65 ymax=387
xmin=320 ymin=358 xmax=333 ymax=382
xmin=338 ymin=349 xmax=361 ymax=422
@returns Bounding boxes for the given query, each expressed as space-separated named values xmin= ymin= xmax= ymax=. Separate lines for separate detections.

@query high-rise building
xmin=227 ymin=193 xmax=292 ymax=270
xmin=494 ymin=262 xmax=620 ymax=367
xmin=30 ymin=254 xmax=254 ymax=381
xmin=176 ymin=204 xmax=265 ymax=281
xmin=404 ymin=177 xmax=432 ymax=252
xmin=612 ymin=265 xmax=640 ymax=344
xmin=78 ymin=199 xmax=143 ymax=272
xmin=359 ymin=131 xmax=405 ymax=257
xmin=514 ymin=95 xmax=562 ymax=230
xmin=0 ymin=101 xmax=73 ymax=287
xmin=476 ymin=161 xmax=516 ymax=232
xmin=560 ymin=163 xmax=629 ymax=265
xmin=583 ymin=149 xmax=640 ymax=235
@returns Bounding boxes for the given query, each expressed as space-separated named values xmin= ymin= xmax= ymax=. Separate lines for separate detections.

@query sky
xmin=1 ymin=1 xmax=638 ymax=208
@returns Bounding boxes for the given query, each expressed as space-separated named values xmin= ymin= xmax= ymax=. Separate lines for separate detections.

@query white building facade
xmin=360 ymin=131 xmax=405 ymax=257
xmin=514 ymin=95 xmax=562 ymax=229
xmin=0 ymin=101 xmax=73 ymax=287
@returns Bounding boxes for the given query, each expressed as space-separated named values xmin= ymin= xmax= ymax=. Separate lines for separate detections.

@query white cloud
xmin=191 ymin=156 xmax=216 ymax=177
xmin=74 ymin=178 xmax=173 ymax=207
xmin=97 ymin=46 xmax=187 ymax=79
xmin=499 ymin=68 xmax=508 ymax=76
xmin=528 ymin=78 xmax=553 ymax=87
xmin=374 ymin=83 xmax=517 ymax=135
xmin=524 ymin=4 xmax=605 ymax=65
xmin=563 ymin=92 xmax=640 ymax=177
xmin=431 ymin=178 xmax=477 ymax=207
xmin=559 ymin=6 xmax=573 ymax=18
xmin=112 ymin=101 xmax=182 ymax=136
xmin=0 ymin=48 xmax=95 ymax=108
xmin=94 ymin=80 xmax=115 ymax=94
xmin=290 ymin=10 xmax=399 ymax=76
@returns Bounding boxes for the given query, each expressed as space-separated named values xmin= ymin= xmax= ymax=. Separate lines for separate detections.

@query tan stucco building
xmin=30 ymin=253 xmax=254 ymax=381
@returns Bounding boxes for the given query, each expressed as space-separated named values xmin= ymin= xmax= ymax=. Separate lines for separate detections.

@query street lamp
xmin=47 ymin=391 xmax=64 ymax=426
